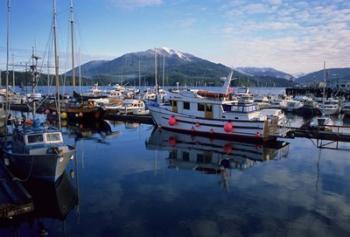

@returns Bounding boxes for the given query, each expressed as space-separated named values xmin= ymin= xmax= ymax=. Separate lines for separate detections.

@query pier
xmin=0 ymin=162 xmax=33 ymax=219
xmin=287 ymin=125 xmax=350 ymax=149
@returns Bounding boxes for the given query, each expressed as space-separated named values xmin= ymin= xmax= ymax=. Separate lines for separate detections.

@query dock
xmin=0 ymin=162 xmax=34 ymax=219
xmin=287 ymin=125 xmax=350 ymax=149
xmin=104 ymin=112 xmax=154 ymax=125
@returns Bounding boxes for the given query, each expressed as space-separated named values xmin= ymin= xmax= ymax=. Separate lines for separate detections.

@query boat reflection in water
xmin=25 ymin=171 xmax=78 ymax=220
xmin=146 ymin=128 xmax=289 ymax=189
xmin=48 ymin=119 xmax=119 ymax=143
xmin=0 ymin=172 xmax=78 ymax=236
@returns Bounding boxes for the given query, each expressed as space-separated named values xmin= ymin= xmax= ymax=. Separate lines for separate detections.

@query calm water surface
xmin=0 ymin=116 xmax=349 ymax=237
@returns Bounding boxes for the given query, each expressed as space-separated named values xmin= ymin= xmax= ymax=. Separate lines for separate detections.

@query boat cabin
xmin=168 ymin=92 xmax=260 ymax=121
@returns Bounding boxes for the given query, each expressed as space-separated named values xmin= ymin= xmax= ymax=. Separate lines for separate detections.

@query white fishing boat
xmin=319 ymin=99 xmax=340 ymax=115
xmin=342 ymin=101 xmax=350 ymax=116
xmin=285 ymin=99 xmax=304 ymax=112
xmin=148 ymin=72 xmax=288 ymax=143
xmin=102 ymin=99 xmax=149 ymax=115
xmin=254 ymin=95 xmax=270 ymax=109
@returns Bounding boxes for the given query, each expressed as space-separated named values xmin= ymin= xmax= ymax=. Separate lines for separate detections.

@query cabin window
xmin=222 ymin=104 xmax=231 ymax=112
xmin=183 ymin=102 xmax=190 ymax=110
xmin=27 ymin=134 xmax=44 ymax=144
xmin=170 ymin=100 xmax=177 ymax=107
xmin=206 ymin=104 xmax=213 ymax=112
xmin=198 ymin=103 xmax=205 ymax=111
xmin=46 ymin=133 xmax=62 ymax=142
xmin=182 ymin=151 xmax=190 ymax=161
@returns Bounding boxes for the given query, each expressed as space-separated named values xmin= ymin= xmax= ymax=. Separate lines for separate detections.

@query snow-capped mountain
xmin=235 ymin=67 xmax=294 ymax=80
xmin=147 ymin=47 xmax=195 ymax=62
xmin=66 ymin=48 xmax=295 ymax=87
xmin=68 ymin=47 xmax=230 ymax=79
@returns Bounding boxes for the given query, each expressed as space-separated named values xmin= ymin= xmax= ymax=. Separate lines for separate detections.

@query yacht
xmin=148 ymin=72 xmax=288 ymax=143
xmin=254 ymin=95 xmax=270 ymax=109
xmin=319 ymin=98 xmax=340 ymax=115
xmin=102 ymin=99 xmax=149 ymax=115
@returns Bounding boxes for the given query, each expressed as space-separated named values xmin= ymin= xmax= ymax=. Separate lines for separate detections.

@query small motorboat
xmin=2 ymin=119 xmax=75 ymax=181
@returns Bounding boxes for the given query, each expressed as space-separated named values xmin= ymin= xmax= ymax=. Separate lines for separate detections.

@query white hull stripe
xmin=161 ymin=116 xmax=263 ymax=130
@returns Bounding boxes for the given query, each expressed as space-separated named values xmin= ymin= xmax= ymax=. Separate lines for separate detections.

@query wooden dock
xmin=0 ymin=162 xmax=34 ymax=219
xmin=287 ymin=125 xmax=350 ymax=148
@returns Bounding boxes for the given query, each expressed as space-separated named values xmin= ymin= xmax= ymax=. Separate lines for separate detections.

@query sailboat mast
xmin=5 ymin=0 xmax=10 ymax=112
xmin=53 ymin=0 xmax=61 ymax=128
xmin=154 ymin=49 xmax=158 ymax=92
xmin=70 ymin=0 xmax=76 ymax=89
xmin=12 ymin=53 xmax=15 ymax=87
xmin=138 ymin=57 xmax=141 ymax=89
xmin=162 ymin=54 xmax=165 ymax=87
xmin=323 ymin=61 xmax=326 ymax=102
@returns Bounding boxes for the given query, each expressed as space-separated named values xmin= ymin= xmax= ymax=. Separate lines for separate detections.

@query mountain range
xmin=67 ymin=47 xmax=295 ymax=87
xmin=235 ymin=67 xmax=294 ymax=80
xmin=295 ymin=68 xmax=350 ymax=85
xmin=67 ymin=47 xmax=349 ymax=87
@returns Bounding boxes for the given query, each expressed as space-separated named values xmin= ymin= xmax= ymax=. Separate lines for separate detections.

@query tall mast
xmin=323 ymin=61 xmax=326 ymax=103
xmin=70 ymin=0 xmax=76 ymax=89
xmin=6 ymin=0 xmax=10 ymax=113
xmin=12 ymin=53 xmax=15 ymax=87
xmin=53 ymin=0 xmax=61 ymax=128
xmin=154 ymin=49 xmax=158 ymax=92
xmin=162 ymin=54 xmax=165 ymax=87
xmin=138 ymin=56 xmax=141 ymax=89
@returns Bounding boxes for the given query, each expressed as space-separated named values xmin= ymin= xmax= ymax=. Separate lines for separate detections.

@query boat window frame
xmin=183 ymin=102 xmax=190 ymax=110
xmin=198 ymin=103 xmax=205 ymax=111
xmin=45 ymin=132 xmax=63 ymax=144
xmin=25 ymin=134 xmax=45 ymax=145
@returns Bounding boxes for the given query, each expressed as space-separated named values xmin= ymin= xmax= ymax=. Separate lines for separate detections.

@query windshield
xmin=46 ymin=133 xmax=62 ymax=143
xmin=27 ymin=134 xmax=44 ymax=144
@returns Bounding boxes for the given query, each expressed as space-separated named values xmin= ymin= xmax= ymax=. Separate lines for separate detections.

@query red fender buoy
xmin=168 ymin=116 xmax=176 ymax=126
xmin=224 ymin=121 xmax=233 ymax=133
xmin=223 ymin=143 xmax=233 ymax=154
xmin=168 ymin=136 xmax=177 ymax=146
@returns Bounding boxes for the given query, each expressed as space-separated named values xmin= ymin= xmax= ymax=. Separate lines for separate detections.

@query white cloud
xmin=219 ymin=0 xmax=350 ymax=73
xmin=109 ymin=0 xmax=163 ymax=9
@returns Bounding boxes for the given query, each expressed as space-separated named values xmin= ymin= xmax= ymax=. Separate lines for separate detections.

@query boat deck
xmin=0 ymin=162 xmax=34 ymax=219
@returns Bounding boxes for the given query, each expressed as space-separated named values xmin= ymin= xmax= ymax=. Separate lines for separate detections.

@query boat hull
xmin=2 ymin=146 xmax=75 ymax=181
xmin=149 ymin=106 xmax=278 ymax=144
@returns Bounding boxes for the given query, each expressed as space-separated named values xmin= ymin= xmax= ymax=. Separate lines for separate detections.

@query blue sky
xmin=1 ymin=0 xmax=350 ymax=75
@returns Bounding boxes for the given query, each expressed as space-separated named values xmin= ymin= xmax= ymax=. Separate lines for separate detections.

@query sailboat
xmin=312 ymin=62 xmax=334 ymax=128
xmin=2 ymin=0 xmax=75 ymax=181
xmin=48 ymin=0 xmax=104 ymax=122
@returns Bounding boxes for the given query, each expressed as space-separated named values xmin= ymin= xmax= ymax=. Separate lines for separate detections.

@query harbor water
xmin=0 ymin=119 xmax=349 ymax=236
